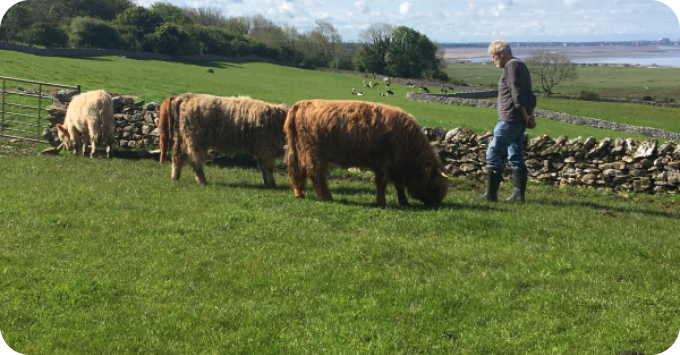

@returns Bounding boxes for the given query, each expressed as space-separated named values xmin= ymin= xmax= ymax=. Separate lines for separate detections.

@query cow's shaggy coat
xmin=285 ymin=99 xmax=448 ymax=207
xmin=158 ymin=95 xmax=176 ymax=164
xmin=169 ymin=93 xmax=289 ymax=187
xmin=56 ymin=90 xmax=114 ymax=158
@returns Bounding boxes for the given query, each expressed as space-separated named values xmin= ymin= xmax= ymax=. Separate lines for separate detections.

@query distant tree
xmin=115 ymin=6 xmax=163 ymax=34
xmin=26 ymin=22 xmax=69 ymax=48
xmin=68 ymin=0 xmax=133 ymax=21
xmin=27 ymin=0 xmax=133 ymax=24
xmin=386 ymin=26 xmax=440 ymax=79
xmin=224 ymin=16 xmax=251 ymax=35
xmin=184 ymin=7 xmax=226 ymax=27
xmin=147 ymin=23 xmax=199 ymax=55
xmin=525 ymin=50 xmax=578 ymax=95
xmin=359 ymin=23 xmax=394 ymax=74
xmin=114 ymin=6 xmax=163 ymax=51
xmin=248 ymin=14 xmax=286 ymax=49
xmin=1 ymin=0 xmax=133 ymax=44
xmin=150 ymin=2 xmax=193 ymax=26
xmin=1 ymin=3 xmax=33 ymax=42
xmin=279 ymin=24 xmax=299 ymax=50
xmin=308 ymin=19 xmax=344 ymax=68
xmin=69 ymin=16 xmax=122 ymax=49
xmin=194 ymin=26 xmax=239 ymax=55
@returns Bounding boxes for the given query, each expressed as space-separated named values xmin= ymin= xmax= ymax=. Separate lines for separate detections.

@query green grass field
xmin=1 ymin=148 xmax=678 ymax=354
xmin=445 ymin=62 xmax=680 ymax=102
xmin=1 ymin=50 xmax=676 ymax=142
xmin=1 ymin=51 xmax=680 ymax=354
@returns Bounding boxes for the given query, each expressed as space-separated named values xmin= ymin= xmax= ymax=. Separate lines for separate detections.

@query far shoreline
xmin=443 ymin=44 xmax=680 ymax=68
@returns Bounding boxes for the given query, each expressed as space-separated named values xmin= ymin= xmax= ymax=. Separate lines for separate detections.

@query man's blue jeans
xmin=486 ymin=120 xmax=527 ymax=170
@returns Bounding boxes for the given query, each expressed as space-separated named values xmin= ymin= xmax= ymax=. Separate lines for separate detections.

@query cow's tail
xmin=158 ymin=96 xmax=175 ymax=164
xmin=169 ymin=94 xmax=186 ymax=165
xmin=283 ymin=104 xmax=305 ymax=197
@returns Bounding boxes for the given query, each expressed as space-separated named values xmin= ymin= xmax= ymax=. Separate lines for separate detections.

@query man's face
xmin=490 ymin=52 xmax=507 ymax=68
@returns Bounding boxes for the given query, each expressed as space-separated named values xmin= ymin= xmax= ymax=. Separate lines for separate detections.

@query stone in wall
xmin=422 ymin=126 xmax=680 ymax=195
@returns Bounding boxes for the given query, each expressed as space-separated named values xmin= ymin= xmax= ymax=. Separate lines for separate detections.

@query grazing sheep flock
xmin=56 ymin=78 xmax=447 ymax=207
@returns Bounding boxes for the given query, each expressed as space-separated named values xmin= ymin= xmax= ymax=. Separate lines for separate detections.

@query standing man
xmin=473 ymin=40 xmax=535 ymax=203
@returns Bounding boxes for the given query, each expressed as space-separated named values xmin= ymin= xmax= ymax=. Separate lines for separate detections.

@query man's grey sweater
xmin=497 ymin=57 xmax=533 ymax=124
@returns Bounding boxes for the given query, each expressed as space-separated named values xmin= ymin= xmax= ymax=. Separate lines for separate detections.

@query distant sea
xmin=446 ymin=45 xmax=680 ymax=68
xmin=458 ymin=54 xmax=680 ymax=67
xmin=572 ymin=55 xmax=680 ymax=67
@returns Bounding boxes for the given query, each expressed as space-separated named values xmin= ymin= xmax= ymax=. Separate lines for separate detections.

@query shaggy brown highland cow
xmin=158 ymin=95 xmax=176 ymax=164
xmin=169 ymin=93 xmax=289 ymax=188
xmin=56 ymin=90 xmax=114 ymax=158
xmin=285 ymin=99 xmax=448 ymax=208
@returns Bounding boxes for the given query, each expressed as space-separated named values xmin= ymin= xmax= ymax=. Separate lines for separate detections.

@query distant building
xmin=661 ymin=37 xmax=670 ymax=41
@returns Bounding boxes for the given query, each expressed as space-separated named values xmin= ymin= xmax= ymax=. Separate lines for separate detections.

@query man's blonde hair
xmin=488 ymin=40 xmax=512 ymax=56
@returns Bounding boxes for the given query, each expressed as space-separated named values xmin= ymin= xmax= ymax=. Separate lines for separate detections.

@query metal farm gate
xmin=0 ymin=76 xmax=80 ymax=143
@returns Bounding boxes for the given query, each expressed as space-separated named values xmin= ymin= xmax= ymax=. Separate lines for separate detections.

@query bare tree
xmin=224 ymin=16 xmax=251 ymax=35
xmin=248 ymin=14 xmax=286 ymax=47
xmin=280 ymin=24 xmax=299 ymax=50
xmin=525 ymin=50 xmax=578 ymax=95
xmin=313 ymin=19 xmax=343 ymax=64
xmin=184 ymin=7 xmax=226 ymax=27
xmin=359 ymin=23 xmax=394 ymax=74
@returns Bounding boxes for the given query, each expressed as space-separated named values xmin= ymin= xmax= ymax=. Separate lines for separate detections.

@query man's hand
xmin=518 ymin=107 xmax=536 ymax=129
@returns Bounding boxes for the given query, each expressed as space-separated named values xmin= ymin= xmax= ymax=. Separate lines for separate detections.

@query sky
xmin=1 ymin=0 xmax=679 ymax=43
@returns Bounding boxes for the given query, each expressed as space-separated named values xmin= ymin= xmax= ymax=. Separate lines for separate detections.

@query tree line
xmin=0 ymin=0 xmax=448 ymax=81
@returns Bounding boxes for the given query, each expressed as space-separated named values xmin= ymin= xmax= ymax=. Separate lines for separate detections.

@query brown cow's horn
xmin=437 ymin=169 xmax=448 ymax=178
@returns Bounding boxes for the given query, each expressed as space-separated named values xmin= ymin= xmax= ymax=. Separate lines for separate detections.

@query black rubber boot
xmin=502 ymin=169 xmax=527 ymax=203
xmin=472 ymin=167 xmax=503 ymax=202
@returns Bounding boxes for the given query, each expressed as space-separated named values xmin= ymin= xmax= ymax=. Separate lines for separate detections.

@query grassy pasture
xmin=1 ymin=149 xmax=679 ymax=354
xmin=444 ymin=62 xmax=680 ymax=102
xmin=475 ymin=95 xmax=680 ymax=135
xmin=0 ymin=51 xmax=679 ymax=353
xmin=0 ymin=49 xmax=673 ymax=142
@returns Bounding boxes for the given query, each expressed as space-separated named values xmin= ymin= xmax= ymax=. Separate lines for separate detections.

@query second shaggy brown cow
xmin=285 ymin=99 xmax=448 ymax=208
xmin=169 ymin=93 xmax=289 ymax=188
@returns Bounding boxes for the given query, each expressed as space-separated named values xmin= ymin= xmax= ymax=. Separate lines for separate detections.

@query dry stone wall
xmin=422 ymin=126 xmax=680 ymax=195
xmin=42 ymin=91 xmax=161 ymax=149
xmin=40 ymin=90 xmax=680 ymax=195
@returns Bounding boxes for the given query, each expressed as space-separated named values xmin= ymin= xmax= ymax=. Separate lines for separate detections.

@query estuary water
xmin=444 ymin=45 xmax=680 ymax=67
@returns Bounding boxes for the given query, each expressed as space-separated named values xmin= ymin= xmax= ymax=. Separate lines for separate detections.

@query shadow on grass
xmin=176 ymin=61 xmax=245 ymax=69
xmin=530 ymin=195 xmax=678 ymax=219
xmin=329 ymin=196 xmax=468 ymax=211
xmin=111 ymin=150 xmax=159 ymax=161
xmin=215 ymin=182 xmax=290 ymax=192
xmin=206 ymin=154 xmax=260 ymax=169
xmin=67 ymin=56 xmax=114 ymax=61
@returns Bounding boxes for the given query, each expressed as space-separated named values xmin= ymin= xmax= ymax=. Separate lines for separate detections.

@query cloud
xmin=564 ymin=0 xmax=582 ymax=7
xmin=354 ymin=0 xmax=370 ymax=15
xmin=498 ymin=0 xmax=514 ymax=11
xmin=399 ymin=2 xmax=412 ymax=16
